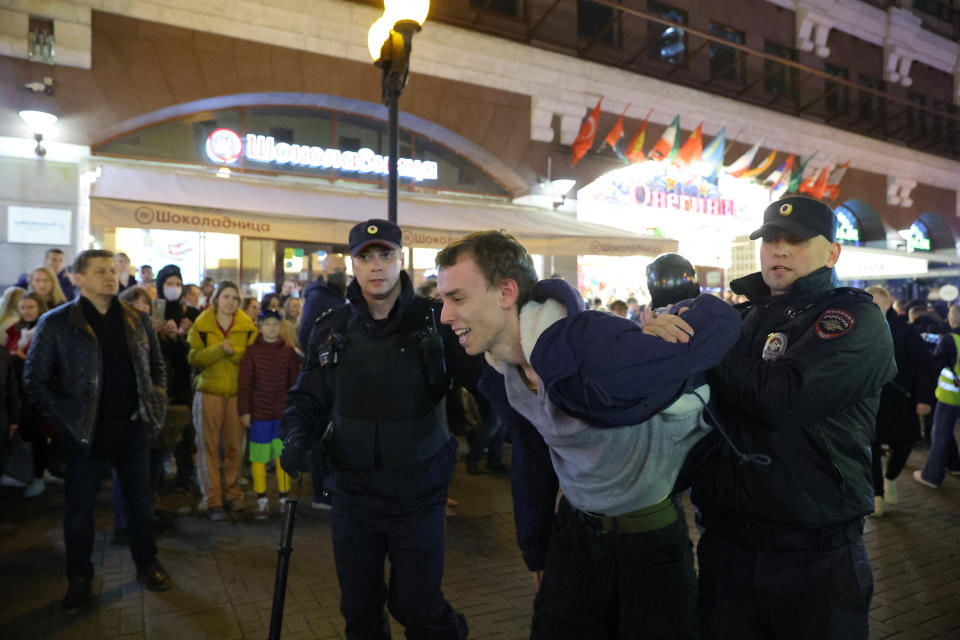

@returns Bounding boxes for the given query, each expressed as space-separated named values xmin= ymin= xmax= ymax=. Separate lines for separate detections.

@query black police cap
xmin=749 ymin=196 xmax=837 ymax=243
xmin=349 ymin=219 xmax=403 ymax=256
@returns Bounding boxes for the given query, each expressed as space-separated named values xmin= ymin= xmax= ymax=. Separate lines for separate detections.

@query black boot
xmin=62 ymin=576 xmax=91 ymax=615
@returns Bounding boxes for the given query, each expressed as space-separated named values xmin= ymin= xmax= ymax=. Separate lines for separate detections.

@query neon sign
xmin=835 ymin=208 xmax=860 ymax=243
xmin=906 ymin=222 xmax=931 ymax=252
xmin=204 ymin=128 xmax=439 ymax=182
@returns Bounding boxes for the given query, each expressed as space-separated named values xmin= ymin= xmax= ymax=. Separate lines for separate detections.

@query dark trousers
xmin=465 ymin=410 xmax=505 ymax=466
xmin=63 ymin=420 xmax=157 ymax=579
xmin=921 ymin=402 xmax=960 ymax=486
xmin=530 ymin=497 xmax=698 ymax=640
xmin=697 ymin=529 xmax=872 ymax=640
xmin=871 ymin=439 xmax=913 ymax=496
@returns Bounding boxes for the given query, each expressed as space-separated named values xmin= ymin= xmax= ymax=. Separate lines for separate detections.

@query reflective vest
xmin=935 ymin=334 xmax=960 ymax=406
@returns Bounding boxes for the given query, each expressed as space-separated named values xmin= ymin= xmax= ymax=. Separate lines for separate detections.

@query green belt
xmin=580 ymin=496 xmax=679 ymax=534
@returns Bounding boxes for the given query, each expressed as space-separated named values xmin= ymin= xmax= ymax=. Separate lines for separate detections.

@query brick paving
xmin=1 ymin=445 xmax=959 ymax=639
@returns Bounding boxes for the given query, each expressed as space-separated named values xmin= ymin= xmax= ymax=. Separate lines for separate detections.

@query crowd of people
xmin=1 ymin=197 xmax=959 ymax=639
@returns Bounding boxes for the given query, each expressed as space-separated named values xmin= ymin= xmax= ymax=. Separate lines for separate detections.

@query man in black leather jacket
xmin=690 ymin=196 xmax=896 ymax=639
xmin=24 ymin=250 xmax=171 ymax=614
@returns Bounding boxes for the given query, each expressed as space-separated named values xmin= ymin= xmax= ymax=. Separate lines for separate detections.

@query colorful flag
xmin=698 ymin=127 xmax=726 ymax=177
xmin=649 ymin=115 xmax=680 ymax=162
xmin=823 ymin=161 xmax=850 ymax=200
xmin=800 ymin=166 xmax=831 ymax=199
xmin=673 ymin=122 xmax=704 ymax=167
xmin=788 ymin=154 xmax=815 ymax=192
xmin=724 ymin=139 xmax=762 ymax=177
xmin=624 ymin=108 xmax=653 ymax=163
xmin=739 ymin=150 xmax=777 ymax=180
xmin=571 ymin=97 xmax=603 ymax=166
xmin=767 ymin=154 xmax=794 ymax=190
xmin=603 ymin=103 xmax=630 ymax=150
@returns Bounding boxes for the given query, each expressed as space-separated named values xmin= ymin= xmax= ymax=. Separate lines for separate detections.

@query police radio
xmin=420 ymin=307 xmax=447 ymax=390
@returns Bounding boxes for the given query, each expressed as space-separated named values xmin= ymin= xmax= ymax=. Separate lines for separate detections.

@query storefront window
xmin=241 ymin=237 xmax=278 ymax=297
xmin=112 ymin=228 xmax=238 ymax=287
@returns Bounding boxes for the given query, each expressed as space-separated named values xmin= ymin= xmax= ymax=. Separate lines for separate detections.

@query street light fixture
xmin=368 ymin=0 xmax=430 ymax=224
xmin=18 ymin=109 xmax=58 ymax=157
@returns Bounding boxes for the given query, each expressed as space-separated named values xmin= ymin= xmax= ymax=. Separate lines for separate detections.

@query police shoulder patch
xmin=815 ymin=308 xmax=856 ymax=339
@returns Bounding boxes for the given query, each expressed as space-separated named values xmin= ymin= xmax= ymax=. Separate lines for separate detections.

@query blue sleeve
xmin=531 ymin=293 xmax=741 ymax=426
xmin=478 ymin=364 xmax=557 ymax=571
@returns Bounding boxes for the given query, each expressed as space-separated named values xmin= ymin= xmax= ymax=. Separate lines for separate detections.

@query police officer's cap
xmin=749 ymin=196 xmax=837 ymax=243
xmin=349 ymin=219 xmax=403 ymax=256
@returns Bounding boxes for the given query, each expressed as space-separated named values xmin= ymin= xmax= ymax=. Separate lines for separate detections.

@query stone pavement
xmin=1 ymin=446 xmax=959 ymax=640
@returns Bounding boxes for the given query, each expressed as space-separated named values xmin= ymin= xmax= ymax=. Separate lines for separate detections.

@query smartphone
xmin=151 ymin=299 xmax=166 ymax=328
xmin=921 ymin=333 xmax=941 ymax=345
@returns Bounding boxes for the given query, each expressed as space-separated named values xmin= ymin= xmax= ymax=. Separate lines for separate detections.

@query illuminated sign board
xmin=205 ymin=128 xmax=439 ymax=182
xmin=906 ymin=222 xmax=931 ymax=252
xmin=835 ymin=208 xmax=860 ymax=243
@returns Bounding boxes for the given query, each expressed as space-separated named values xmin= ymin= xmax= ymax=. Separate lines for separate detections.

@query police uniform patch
xmin=815 ymin=308 xmax=856 ymax=339
xmin=367 ymin=225 xmax=378 ymax=234
xmin=779 ymin=203 xmax=793 ymax=216
xmin=783 ymin=306 xmax=798 ymax=320
xmin=762 ymin=332 xmax=788 ymax=361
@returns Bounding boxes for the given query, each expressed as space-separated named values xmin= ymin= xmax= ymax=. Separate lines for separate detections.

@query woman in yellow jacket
xmin=188 ymin=281 xmax=257 ymax=519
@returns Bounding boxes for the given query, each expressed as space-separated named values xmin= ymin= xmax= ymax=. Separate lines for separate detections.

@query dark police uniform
xmin=281 ymin=262 xmax=477 ymax=640
xmin=690 ymin=197 xmax=896 ymax=640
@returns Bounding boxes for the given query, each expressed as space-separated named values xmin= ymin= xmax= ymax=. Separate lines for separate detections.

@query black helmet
xmin=646 ymin=253 xmax=699 ymax=309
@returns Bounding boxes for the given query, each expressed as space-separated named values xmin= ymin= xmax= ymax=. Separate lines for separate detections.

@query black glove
xmin=279 ymin=437 xmax=309 ymax=477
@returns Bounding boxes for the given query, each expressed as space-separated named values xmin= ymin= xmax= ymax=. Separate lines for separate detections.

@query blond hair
xmin=29 ymin=266 xmax=68 ymax=308
xmin=0 ymin=286 xmax=26 ymax=332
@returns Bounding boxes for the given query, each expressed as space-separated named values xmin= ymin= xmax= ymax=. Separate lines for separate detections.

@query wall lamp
xmin=18 ymin=109 xmax=59 ymax=157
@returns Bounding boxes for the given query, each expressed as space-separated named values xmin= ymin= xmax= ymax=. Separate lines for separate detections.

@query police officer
xmin=646 ymin=253 xmax=699 ymax=310
xmin=280 ymin=219 xmax=474 ymax=640
xmin=690 ymin=196 xmax=896 ymax=639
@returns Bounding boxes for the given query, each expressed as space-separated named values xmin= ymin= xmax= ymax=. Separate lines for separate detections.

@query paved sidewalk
xmin=1 ymin=447 xmax=959 ymax=639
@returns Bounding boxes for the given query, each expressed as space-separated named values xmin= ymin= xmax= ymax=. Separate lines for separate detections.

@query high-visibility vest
xmin=935 ymin=334 xmax=960 ymax=406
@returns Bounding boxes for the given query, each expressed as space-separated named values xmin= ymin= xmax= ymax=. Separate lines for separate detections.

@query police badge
xmin=762 ymin=332 xmax=788 ymax=361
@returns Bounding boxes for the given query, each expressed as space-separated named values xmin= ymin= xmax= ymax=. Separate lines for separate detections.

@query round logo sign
xmin=779 ymin=203 xmax=793 ymax=216
xmin=206 ymin=128 xmax=243 ymax=164
xmin=367 ymin=225 xmax=378 ymax=234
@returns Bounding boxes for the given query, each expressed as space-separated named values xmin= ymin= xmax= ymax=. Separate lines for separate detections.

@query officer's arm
xmin=709 ymin=301 xmax=896 ymax=426
xmin=280 ymin=321 xmax=337 ymax=448
xmin=531 ymin=293 xmax=741 ymax=425
xmin=478 ymin=365 xmax=557 ymax=572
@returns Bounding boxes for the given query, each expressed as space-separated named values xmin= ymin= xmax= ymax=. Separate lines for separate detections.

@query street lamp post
xmin=368 ymin=0 xmax=430 ymax=224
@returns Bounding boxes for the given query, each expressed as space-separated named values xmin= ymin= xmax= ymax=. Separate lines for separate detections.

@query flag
xmin=800 ymin=166 xmax=830 ymax=199
xmin=624 ymin=108 xmax=653 ymax=163
xmin=788 ymin=154 xmax=815 ymax=192
xmin=673 ymin=122 xmax=704 ymax=167
xmin=724 ymin=139 xmax=762 ymax=177
xmin=823 ymin=161 xmax=850 ymax=200
xmin=649 ymin=115 xmax=680 ymax=161
xmin=767 ymin=154 xmax=794 ymax=190
xmin=698 ymin=127 xmax=726 ymax=177
xmin=571 ymin=97 xmax=603 ymax=166
xmin=603 ymin=103 xmax=630 ymax=150
xmin=739 ymin=150 xmax=777 ymax=180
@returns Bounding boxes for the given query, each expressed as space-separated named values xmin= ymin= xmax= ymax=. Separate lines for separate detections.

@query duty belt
xmin=563 ymin=495 xmax=678 ymax=534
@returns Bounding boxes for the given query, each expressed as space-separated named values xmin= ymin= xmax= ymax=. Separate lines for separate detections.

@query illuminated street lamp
xmin=18 ymin=109 xmax=58 ymax=157
xmin=368 ymin=0 xmax=430 ymax=224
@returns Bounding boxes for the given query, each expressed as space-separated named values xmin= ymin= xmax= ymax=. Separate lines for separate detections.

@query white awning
xmin=89 ymin=163 xmax=676 ymax=256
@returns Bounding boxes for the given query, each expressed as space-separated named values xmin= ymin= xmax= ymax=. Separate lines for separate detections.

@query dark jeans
xmin=465 ymin=410 xmax=505 ymax=467
xmin=530 ymin=497 xmax=698 ymax=640
xmin=330 ymin=442 xmax=466 ymax=640
xmin=921 ymin=402 xmax=960 ymax=486
xmin=871 ymin=439 xmax=913 ymax=496
xmin=697 ymin=529 xmax=872 ymax=640
xmin=63 ymin=419 xmax=157 ymax=579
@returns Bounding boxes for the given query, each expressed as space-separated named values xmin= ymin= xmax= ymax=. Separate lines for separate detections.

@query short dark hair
xmin=140 ymin=264 xmax=153 ymax=272
xmin=73 ymin=249 xmax=114 ymax=275
xmin=435 ymin=231 xmax=538 ymax=308
xmin=45 ymin=248 xmax=64 ymax=258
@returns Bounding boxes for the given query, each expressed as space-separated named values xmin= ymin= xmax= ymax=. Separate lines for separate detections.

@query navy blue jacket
xmin=298 ymin=277 xmax=347 ymax=352
xmin=481 ymin=279 xmax=742 ymax=570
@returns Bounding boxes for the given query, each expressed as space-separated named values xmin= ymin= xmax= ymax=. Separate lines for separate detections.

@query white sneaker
xmin=24 ymin=478 xmax=46 ymax=498
xmin=254 ymin=496 xmax=269 ymax=520
xmin=42 ymin=470 xmax=64 ymax=484
xmin=913 ymin=470 xmax=940 ymax=489
xmin=871 ymin=496 xmax=885 ymax=518
xmin=884 ymin=478 xmax=899 ymax=505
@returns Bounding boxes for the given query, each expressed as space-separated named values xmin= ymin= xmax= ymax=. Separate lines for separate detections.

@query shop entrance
xmin=274 ymin=240 xmax=349 ymax=294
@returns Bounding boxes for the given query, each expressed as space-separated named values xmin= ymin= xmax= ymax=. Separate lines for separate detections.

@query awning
xmin=89 ymin=163 xmax=676 ymax=256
